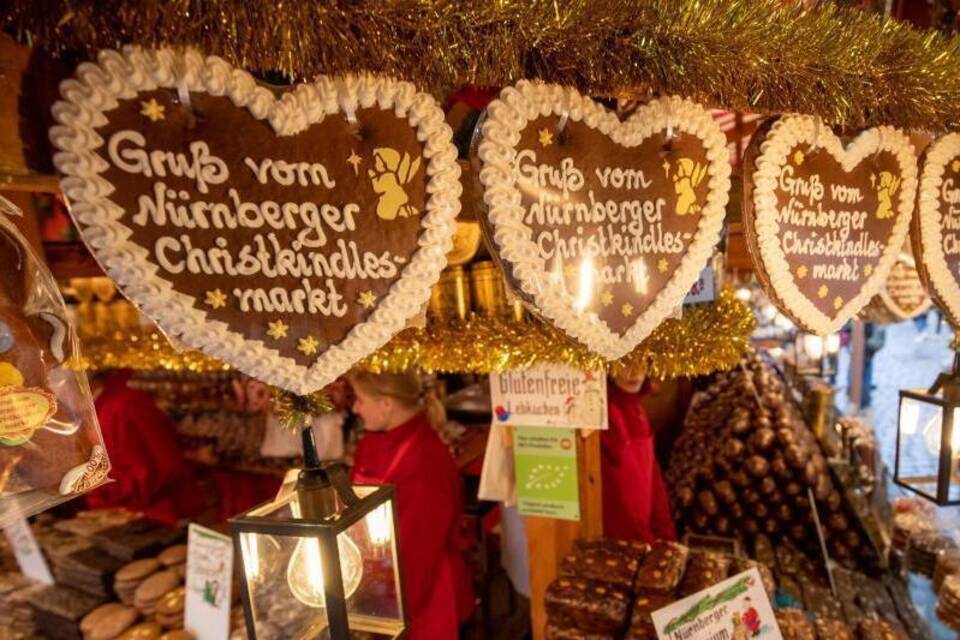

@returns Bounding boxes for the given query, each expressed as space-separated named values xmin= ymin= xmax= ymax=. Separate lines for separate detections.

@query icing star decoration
xmin=297 ymin=335 xmax=321 ymax=356
xmin=796 ymin=265 xmax=808 ymax=279
xmin=347 ymin=150 xmax=363 ymax=176
xmin=600 ymin=291 xmax=614 ymax=306
xmin=204 ymin=289 xmax=227 ymax=309
xmin=538 ymin=128 xmax=554 ymax=147
xmin=793 ymin=150 xmax=804 ymax=165
xmin=621 ymin=302 xmax=634 ymax=317
xmin=953 ymin=159 xmax=960 ymax=173
xmin=864 ymin=264 xmax=873 ymax=276
xmin=657 ymin=258 xmax=669 ymax=273
xmin=358 ymin=290 xmax=377 ymax=309
xmin=266 ymin=319 xmax=289 ymax=340
xmin=833 ymin=296 xmax=844 ymax=310
xmin=817 ymin=285 xmax=829 ymax=299
xmin=140 ymin=98 xmax=165 ymax=122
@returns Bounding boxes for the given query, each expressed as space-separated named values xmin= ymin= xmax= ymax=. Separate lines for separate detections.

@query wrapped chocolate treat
xmin=0 ymin=199 xmax=109 ymax=526
xmin=677 ymin=550 xmax=730 ymax=596
xmin=813 ymin=617 xmax=854 ymax=640
xmin=775 ymin=608 xmax=816 ymax=640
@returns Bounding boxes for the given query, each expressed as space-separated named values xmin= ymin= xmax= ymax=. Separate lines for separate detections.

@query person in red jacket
xmin=602 ymin=366 xmax=676 ymax=543
xmin=348 ymin=371 xmax=473 ymax=640
xmin=86 ymin=370 xmax=204 ymax=526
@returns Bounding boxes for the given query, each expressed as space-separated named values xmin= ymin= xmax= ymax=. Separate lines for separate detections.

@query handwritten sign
xmin=185 ymin=524 xmax=233 ymax=640
xmin=914 ymin=132 xmax=960 ymax=327
xmin=474 ymin=84 xmax=730 ymax=359
xmin=651 ymin=568 xmax=781 ymax=640
xmin=490 ymin=364 xmax=607 ymax=430
xmin=744 ymin=116 xmax=916 ymax=335
xmin=3 ymin=517 xmax=53 ymax=585
xmin=50 ymin=48 xmax=459 ymax=394
xmin=513 ymin=427 xmax=580 ymax=521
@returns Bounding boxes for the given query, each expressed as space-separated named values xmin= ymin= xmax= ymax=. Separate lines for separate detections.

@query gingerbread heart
xmin=472 ymin=83 xmax=730 ymax=359
xmin=743 ymin=116 xmax=917 ymax=335
xmin=50 ymin=48 xmax=459 ymax=394
xmin=913 ymin=132 xmax=960 ymax=327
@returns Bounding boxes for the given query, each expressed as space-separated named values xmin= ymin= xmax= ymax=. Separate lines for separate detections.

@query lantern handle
xmin=324 ymin=462 xmax=361 ymax=507
xmin=928 ymin=353 xmax=960 ymax=398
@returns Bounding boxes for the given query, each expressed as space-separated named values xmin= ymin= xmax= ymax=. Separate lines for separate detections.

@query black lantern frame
xmin=230 ymin=452 xmax=406 ymax=639
xmin=895 ymin=355 xmax=960 ymax=506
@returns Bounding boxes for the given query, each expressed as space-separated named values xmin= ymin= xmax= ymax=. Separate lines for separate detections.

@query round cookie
xmin=158 ymin=545 xmax=187 ymax=567
xmin=81 ymin=603 xmax=139 ymax=639
xmin=117 ymin=558 xmax=162 ymax=583
xmin=134 ymin=571 xmax=180 ymax=609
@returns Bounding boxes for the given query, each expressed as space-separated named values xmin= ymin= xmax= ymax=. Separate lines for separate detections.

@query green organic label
xmin=513 ymin=427 xmax=580 ymax=521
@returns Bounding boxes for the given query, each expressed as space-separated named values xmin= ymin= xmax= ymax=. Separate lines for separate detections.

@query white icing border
xmin=916 ymin=132 xmax=960 ymax=326
xmin=49 ymin=47 xmax=460 ymax=395
xmin=475 ymin=83 xmax=730 ymax=360
xmin=750 ymin=115 xmax=917 ymax=335
xmin=877 ymin=252 xmax=931 ymax=322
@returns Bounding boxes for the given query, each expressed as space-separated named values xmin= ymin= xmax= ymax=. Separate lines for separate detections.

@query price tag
xmin=490 ymin=364 xmax=607 ymax=430
xmin=2 ymin=517 xmax=53 ymax=585
xmin=185 ymin=524 xmax=233 ymax=640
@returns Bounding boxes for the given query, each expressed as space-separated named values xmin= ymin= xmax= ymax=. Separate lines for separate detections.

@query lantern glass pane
xmin=240 ymin=531 xmax=332 ymax=638
xmin=897 ymin=395 xmax=944 ymax=501
xmin=950 ymin=407 xmax=960 ymax=503
xmin=340 ymin=492 xmax=404 ymax=636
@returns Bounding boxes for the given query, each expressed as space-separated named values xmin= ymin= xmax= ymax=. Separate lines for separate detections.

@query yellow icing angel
xmin=369 ymin=148 xmax=422 ymax=220
xmin=673 ymin=158 xmax=708 ymax=216
xmin=874 ymin=171 xmax=901 ymax=219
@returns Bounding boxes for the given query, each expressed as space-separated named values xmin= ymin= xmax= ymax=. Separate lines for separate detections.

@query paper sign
xmin=3 ymin=517 xmax=53 ymax=585
xmin=490 ymin=364 xmax=607 ymax=430
xmin=651 ymin=568 xmax=781 ymax=640
xmin=513 ymin=427 xmax=580 ymax=521
xmin=185 ymin=524 xmax=234 ymax=640
xmin=684 ymin=262 xmax=717 ymax=306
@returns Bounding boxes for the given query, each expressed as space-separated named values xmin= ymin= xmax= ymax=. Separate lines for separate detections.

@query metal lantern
xmin=230 ymin=430 xmax=406 ymax=639
xmin=896 ymin=354 xmax=960 ymax=506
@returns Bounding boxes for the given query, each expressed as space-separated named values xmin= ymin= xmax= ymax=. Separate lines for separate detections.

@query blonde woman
xmin=348 ymin=371 xmax=473 ymax=640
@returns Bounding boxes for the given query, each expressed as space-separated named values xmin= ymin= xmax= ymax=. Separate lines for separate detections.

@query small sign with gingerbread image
xmin=743 ymin=116 xmax=917 ymax=335
xmin=913 ymin=132 xmax=960 ymax=328
xmin=50 ymin=48 xmax=460 ymax=394
xmin=472 ymin=83 xmax=730 ymax=360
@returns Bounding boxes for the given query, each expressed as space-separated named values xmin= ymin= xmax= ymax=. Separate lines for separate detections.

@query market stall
xmin=3 ymin=2 xmax=960 ymax=640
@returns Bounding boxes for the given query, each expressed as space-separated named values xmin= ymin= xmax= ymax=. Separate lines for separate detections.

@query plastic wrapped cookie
xmin=0 ymin=197 xmax=109 ymax=525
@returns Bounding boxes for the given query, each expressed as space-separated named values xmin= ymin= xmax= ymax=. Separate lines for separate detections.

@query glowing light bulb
xmin=801 ymin=334 xmax=824 ymax=360
xmin=574 ymin=258 xmax=594 ymax=311
xmin=630 ymin=259 xmax=649 ymax=295
xmin=924 ymin=409 xmax=960 ymax=456
xmin=735 ymin=287 xmax=752 ymax=302
xmin=286 ymin=534 xmax=363 ymax=609
xmin=825 ymin=333 xmax=840 ymax=355
xmin=366 ymin=503 xmax=392 ymax=546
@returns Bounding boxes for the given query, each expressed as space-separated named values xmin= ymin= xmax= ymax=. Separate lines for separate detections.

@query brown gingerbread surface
xmin=91 ymin=90 xmax=429 ymax=367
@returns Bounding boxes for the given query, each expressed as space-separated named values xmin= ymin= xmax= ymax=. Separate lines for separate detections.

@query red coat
xmin=351 ymin=413 xmax=473 ymax=640
xmin=86 ymin=371 xmax=204 ymax=526
xmin=601 ymin=383 xmax=676 ymax=543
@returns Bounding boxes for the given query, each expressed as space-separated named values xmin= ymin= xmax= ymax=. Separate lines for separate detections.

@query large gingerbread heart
xmin=472 ymin=83 xmax=730 ymax=360
xmin=50 ymin=48 xmax=459 ymax=394
xmin=743 ymin=116 xmax=917 ymax=335
xmin=913 ymin=132 xmax=960 ymax=327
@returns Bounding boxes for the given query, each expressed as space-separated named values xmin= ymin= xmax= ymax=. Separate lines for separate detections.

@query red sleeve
xmin=393 ymin=450 xmax=457 ymax=617
xmin=89 ymin=392 xmax=186 ymax=510
xmin=648 ymin=460 xmax=677 ymax=541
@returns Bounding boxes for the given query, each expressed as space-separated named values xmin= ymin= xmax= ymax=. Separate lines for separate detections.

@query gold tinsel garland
xmin=3 ymin=0 xmax=960 ymax=130
xmin=77 ymin=289 xmax=755 ymax=380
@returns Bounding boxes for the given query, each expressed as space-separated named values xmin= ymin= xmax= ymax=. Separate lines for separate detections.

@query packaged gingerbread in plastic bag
xmin=0 ymin=196 xmax=109 ymax=526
